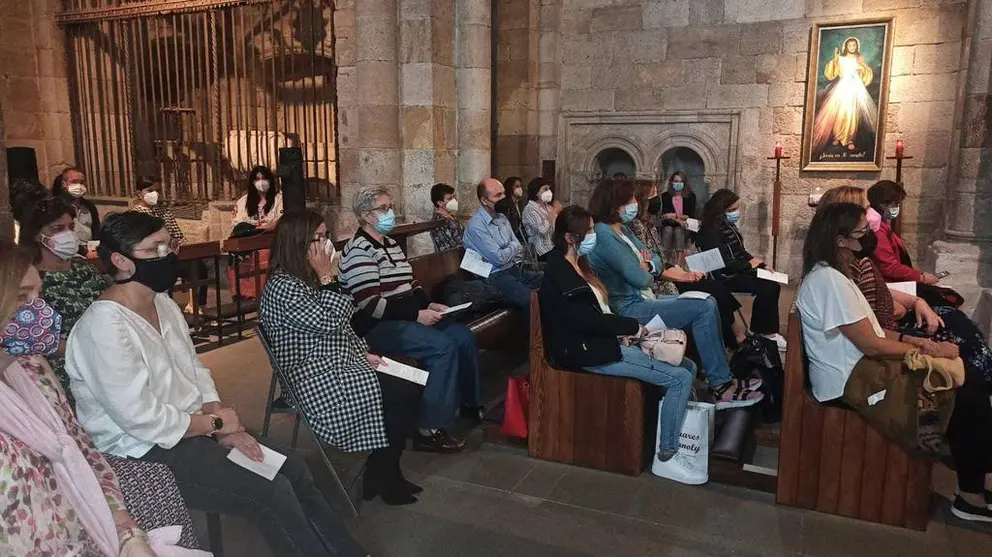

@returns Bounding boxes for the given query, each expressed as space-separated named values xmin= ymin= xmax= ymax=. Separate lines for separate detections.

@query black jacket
xmin=660 ymin=191 xmax=696 ymax=225
xmin=696 ymin=218 xmax=755 ymax=278
xmin=538 ymin=249 xmax=640 ymax=368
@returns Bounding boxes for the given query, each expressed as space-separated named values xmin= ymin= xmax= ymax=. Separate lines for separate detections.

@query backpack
xmin=433 ymin=275 xmax=503 ymax=322
xmin=729 ymin=334 xmax=784 ymax=423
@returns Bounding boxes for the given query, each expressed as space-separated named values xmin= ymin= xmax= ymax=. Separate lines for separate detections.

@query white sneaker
xmin=763 ymin=333 xmax=787 ymax=351
xmin=651 ymin=451 xmax=708 ymax=485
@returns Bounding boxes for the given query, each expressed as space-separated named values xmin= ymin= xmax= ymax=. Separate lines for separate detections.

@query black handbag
xmin=729 ymin=334 xmax=784 ymax=423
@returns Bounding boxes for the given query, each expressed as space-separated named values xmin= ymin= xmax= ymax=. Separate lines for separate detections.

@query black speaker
xmin=278 ymin=147 xmax=306 ymax=213
xmin=6 ymin=147 xmax=39 ymax=183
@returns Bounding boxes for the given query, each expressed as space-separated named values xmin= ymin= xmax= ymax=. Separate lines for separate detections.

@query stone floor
xmin=195 ymin=320 xmax=992 ymax=557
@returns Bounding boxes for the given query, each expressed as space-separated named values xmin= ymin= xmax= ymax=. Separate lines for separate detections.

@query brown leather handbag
xmin=841 ymin=350 xmax=957 ymax=457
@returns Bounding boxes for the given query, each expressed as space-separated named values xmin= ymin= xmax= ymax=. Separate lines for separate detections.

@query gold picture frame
xmin=801 ymin=18 xmax=894 ymax=172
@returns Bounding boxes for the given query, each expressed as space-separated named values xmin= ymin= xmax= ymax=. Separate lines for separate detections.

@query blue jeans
xmin=365 ymin=319 xmax=482 ymax=429
xmin=485 ymin=264 xmax=543 ymax=312
xmin=585 ymin=346 xmax=695 ymax=455
xmin=618 ymin=296 xmax=732 ymax=387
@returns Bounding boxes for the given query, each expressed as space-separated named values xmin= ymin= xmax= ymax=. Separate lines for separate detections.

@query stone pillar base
xmin=927 ymin=239 xmax=992 ymax=338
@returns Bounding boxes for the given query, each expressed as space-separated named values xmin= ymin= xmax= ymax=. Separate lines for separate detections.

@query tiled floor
xmin=196 ymin=331 xmax=992 ymax=557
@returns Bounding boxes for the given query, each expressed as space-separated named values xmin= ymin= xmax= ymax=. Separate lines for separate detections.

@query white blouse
xmin=65 ymin=294 xmax=221 ymax=458
xmin=232 ymin=192 xmax=284 ymax=226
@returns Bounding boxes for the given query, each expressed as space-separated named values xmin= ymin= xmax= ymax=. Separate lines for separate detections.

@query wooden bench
xmin=527 ymin=291 xmax=651 ymax=476
xmin=776 ymin=312 xmax=932 ymax=530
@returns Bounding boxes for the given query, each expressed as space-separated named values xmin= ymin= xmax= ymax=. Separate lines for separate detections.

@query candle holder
xmin=768 ymin=145 xmax=791 ymax=270
xmin=808 ymin=185 xmax=825 ymax=208
xmin=885 ymin=141 xmax=912 ymax=235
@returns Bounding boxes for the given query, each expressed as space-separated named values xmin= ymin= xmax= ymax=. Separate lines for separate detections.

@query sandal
xmin=712 ymin=380 xmax=764 ymax=410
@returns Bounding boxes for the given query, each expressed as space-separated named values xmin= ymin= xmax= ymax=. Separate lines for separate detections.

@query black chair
xmin=255 ymin=327 xmax=358 ymax=516
xmin=260 ymin=372 xmax=302 ymax=450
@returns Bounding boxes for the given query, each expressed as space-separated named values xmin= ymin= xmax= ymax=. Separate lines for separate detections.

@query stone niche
xmin=560 ymin=110 xmax=740 ymax=207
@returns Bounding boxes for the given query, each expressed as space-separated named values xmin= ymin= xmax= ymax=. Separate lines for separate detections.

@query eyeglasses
xmin=311 ymin=231 xmax=331 ymax=243
xmin=849 ymin=226 xmax=869 ymax=238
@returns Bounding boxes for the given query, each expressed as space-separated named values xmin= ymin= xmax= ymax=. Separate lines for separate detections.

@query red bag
xmin=501 ymin=377 xmax=530 ymax=439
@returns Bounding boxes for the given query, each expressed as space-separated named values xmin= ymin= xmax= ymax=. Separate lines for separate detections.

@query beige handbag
xmin=639 ymin=329 xmax=688 ymax=366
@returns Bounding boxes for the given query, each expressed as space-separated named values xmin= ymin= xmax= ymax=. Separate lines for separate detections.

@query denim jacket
xmin=586 ymin=222 xmax=664 ymax=313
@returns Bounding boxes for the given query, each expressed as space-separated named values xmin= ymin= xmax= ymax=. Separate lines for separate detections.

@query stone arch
xmin=581 ymin=136 xmax=646 ymax=176
xmin=647 ymin=130 xmax=731 ymax=191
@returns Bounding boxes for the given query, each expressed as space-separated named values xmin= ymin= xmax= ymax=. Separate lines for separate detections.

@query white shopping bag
xmin=651 ymin=399 xmax=714 ymax=485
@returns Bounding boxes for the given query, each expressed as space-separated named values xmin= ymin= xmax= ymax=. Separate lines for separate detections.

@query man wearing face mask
xmin=463 ymin=178 xmax=544 ymax=313
xmin=52 ymin=166 xmax=101 ymax=251
xmin=340 ymin=187 xmax=483 ymax=453
xmin=429 ymin=183 xmax=465 ymax=252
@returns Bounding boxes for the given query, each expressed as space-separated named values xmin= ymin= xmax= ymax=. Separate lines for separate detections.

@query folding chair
xmin=255 ymin=327 xmax=359 ymax=517
xmin=260 ymin=371 xmax=302 ymax=450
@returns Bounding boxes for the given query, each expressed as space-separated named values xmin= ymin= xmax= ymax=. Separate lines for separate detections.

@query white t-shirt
xmin=795 ymin=263 xmax=885 ymax=402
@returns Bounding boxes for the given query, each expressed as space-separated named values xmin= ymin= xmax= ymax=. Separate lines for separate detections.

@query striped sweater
xmin=339 ymin=228 xmax=429 ymax=322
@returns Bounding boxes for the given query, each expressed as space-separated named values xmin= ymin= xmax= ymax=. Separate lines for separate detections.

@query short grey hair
xmin=352 ymin=186 xmax=391 ymax=219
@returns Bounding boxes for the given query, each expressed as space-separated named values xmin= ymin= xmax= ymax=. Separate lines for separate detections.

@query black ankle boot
xmin=392 ymin=449 xmax=423 ymax=495
xmin=363 ymin=449 xmax=417 ymax=506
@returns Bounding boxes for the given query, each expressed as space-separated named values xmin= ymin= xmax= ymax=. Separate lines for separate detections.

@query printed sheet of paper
xmin=678 ymin=290 xmax=711 ymax=300
xmin=685 ymin=218 xmax=701 ymax=232
xmin=460 ymin=249 xmax=493 ymax=278
xmin=685 ymin=248 xmax=726 ymax=274
xmin=439 ymin=302 xmax=473 ymax=316
xmin=645 ymin=314 xmax=668 ymax=332
xmin=756 ymin=268 xmax=789 ymax=285
xmin=377 ymin=357 xmax=430 ymax=386
xmin=227 ymin=444 xmax=288 ymax=481
xmin=886 ymin=282 xmax=917 ymax=296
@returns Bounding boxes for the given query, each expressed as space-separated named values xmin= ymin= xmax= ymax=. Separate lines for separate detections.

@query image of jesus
xmin=811 ymin=37 xmax=879 ymax=154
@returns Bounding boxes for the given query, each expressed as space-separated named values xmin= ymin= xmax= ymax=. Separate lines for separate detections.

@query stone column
xmin=538 ymin=0 xmax=561 ymax=194
xmin=929 ymin=0 xmax=992 ymax=332
xmin=455 ymin=0 xmax=492 ymax=203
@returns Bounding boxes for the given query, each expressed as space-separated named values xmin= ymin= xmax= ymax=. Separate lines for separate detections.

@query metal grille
xmin=60 ymin=0 xmax=338 ymax=203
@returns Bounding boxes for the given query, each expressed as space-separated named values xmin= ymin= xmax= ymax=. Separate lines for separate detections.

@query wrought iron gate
xmin=58 ymin=0 xmax=338 ymax=203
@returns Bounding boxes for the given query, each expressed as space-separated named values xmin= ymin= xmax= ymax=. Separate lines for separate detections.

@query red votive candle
xmin=774 ymin=142 xmax=783 ymax=158
xmin=895 ymin=139 xmax=904 ymax=157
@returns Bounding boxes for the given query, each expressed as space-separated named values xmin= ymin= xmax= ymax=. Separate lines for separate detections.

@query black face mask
xmin=493 ymin=197 xmax=512 ymax=215
xmin=853 ymin=230 xmax=878 ymax=259
xmin=648 ymin=197 xmax=661 ymax=216
xmin=117 ymin=253 xmax=180 ymax=293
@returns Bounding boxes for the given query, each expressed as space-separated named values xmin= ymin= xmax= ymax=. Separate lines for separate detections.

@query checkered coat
xmin=259 ymin=272 xmax=388 ymax=452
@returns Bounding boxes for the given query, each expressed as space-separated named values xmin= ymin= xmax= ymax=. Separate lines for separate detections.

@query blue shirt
xmin=463 ymin=206 xmax=523 ymax=273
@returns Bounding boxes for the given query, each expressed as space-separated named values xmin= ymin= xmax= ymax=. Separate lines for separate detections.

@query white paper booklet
xmin=685 ymin=248 xmax=726 ymax=273
xmin=756 ymin=268 xmax=789 ymax=285
xmin=685 ymin=218 xmax=701 ymax=232
xmin=886 ymin=282 xmax=917 ymax=296
xmin=440 ymin=302 xmax=472 ymax=315
xmin=460 ymin=249 xmax=493 ymax=278
xmin=227 ymin=444 xmax=288 ymax=481
xmin=377 ymin=357 xmax=430 ymax=386
xmin=678 ymin=290 xmax=711 ymax=300
xmin=645 ymin=314 xmax=668 ymax=332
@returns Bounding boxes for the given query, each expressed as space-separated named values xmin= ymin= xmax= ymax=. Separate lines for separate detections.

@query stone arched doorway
xmin=660 ymin=147 xmax=708 ymax=207
xmin=596 ymin=148 xmax=636 ymax=178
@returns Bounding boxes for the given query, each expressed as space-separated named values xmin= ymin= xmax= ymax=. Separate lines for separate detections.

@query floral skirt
xmin=899 ymin=305 xmax=992 ymax=389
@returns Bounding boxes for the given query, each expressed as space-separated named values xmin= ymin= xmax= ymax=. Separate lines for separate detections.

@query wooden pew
xmin=776 ymin=312 xmax=932 ymax=530
xmin=527 ymin=291 xmax=649 ymax=476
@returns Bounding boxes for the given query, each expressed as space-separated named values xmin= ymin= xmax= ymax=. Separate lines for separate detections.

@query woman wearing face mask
xmin=500 ymin=176 xmax=526 ymax=242
xmin=52 ymin=167 xmax=101 ymax=251
xmin=866 ymin=180 xmax=947 ymax=290
xmin=233 ymin=165 xmax=284 ymax=231
xmin=697 ymin=189 xmax=785 ymax=350
xmin=797 ymin=203 xmax=992 ymax=524
xmin=586 ymin=179 xmax=763 ymax=409
xmin=339 ymin=187 xmax=481 ymax=454
xmin=539 ymin=206 xmax=699 ymax=483
xmin=260 ymin=210 xmax=422 ymax=505
xmin=0 ymin=242 xmax=209 ymax=557
xmin=658 ymin=172 xmax=696 ymax=267
xmin=521 ymin=178 xmax=561 ymax=262
xmin=18 ymin=197 xmax=109 ymax=399
xmin=65 ymin=211 xmax=368 ymax=557
xmin=429 ymin=182 xmax=465 ymax=251
xmin=818 ymin=186 xmax=992 ymax=389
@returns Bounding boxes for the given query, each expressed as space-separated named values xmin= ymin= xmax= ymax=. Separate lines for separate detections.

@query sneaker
xmin=712 ymin=380 xmax=765 ymax=410
xmin=951 ymin=495 xmax=992 ymax=523
xmin=412 ymin=429 xmax=466 ymax=454
xmin=651 ymin=450 xmax=708 ymax=485
xmin=763 ymin=333 xmax=787 ymax=351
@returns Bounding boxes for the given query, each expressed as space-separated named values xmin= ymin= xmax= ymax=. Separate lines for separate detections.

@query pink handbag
xmin=639 ymin=330 xmax=687 ymax=366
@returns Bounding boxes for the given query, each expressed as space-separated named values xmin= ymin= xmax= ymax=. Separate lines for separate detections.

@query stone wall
xmin=495 ymin=0 xmax=542 ymax=181
xmin=540 ymin=0 xmax=970 ymax=275
xmin=0 ymin=0 xmax=73 ymax=186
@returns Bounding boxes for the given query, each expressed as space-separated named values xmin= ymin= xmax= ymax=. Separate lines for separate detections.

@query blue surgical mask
xmin=577 ymin=232 xmax=597 ymax=256
xmin=725 ymin=210 xmax=741 ymax=224
xmin=620 ymin=202 xmax=639 ymax=223
xmin=886 ymin=206 xmax=900 ymax=220
xmin=672 ymin=182 xmax=685 ymax=192
xmin=374 ymin=208 xmax=396 ymax=234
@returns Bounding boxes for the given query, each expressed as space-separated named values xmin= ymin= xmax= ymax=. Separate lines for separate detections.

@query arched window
xmin=660 ymin=147 xmax=708 ymax=204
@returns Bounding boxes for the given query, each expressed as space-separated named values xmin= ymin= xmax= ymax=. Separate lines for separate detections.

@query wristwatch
xmin=118 ymin=526 xmax=149 ymax=550
xmin=209 ymin=414 xmax=224 ymax=434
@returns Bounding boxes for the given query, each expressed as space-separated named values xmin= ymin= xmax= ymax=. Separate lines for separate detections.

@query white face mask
xmin=41 ymin=230 xmax=79 ymax=260
xmin=444 ymin=198 xmax=459 ymax=213
xmin=254 ymin=179 xmax=270 ymax=193
xmin=513 ymin=187 xmax=523 ymax=198
xmin=143 ymin=191 xmax=159 ymax=206
xmin=540 ymin=190 xmax=554 ymax=203
xmin=66 ymin=183 xmax=87 ymax=198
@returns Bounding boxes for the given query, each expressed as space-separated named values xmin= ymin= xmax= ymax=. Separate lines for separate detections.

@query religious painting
xmin=801 ymin=18 xmax=894 ymax=172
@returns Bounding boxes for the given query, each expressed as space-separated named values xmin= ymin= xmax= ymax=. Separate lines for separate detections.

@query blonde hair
xmin=0 ymin=242 xmax=33 ymax=325
xmin=817 ymin=186 xmax=866 ymax=214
